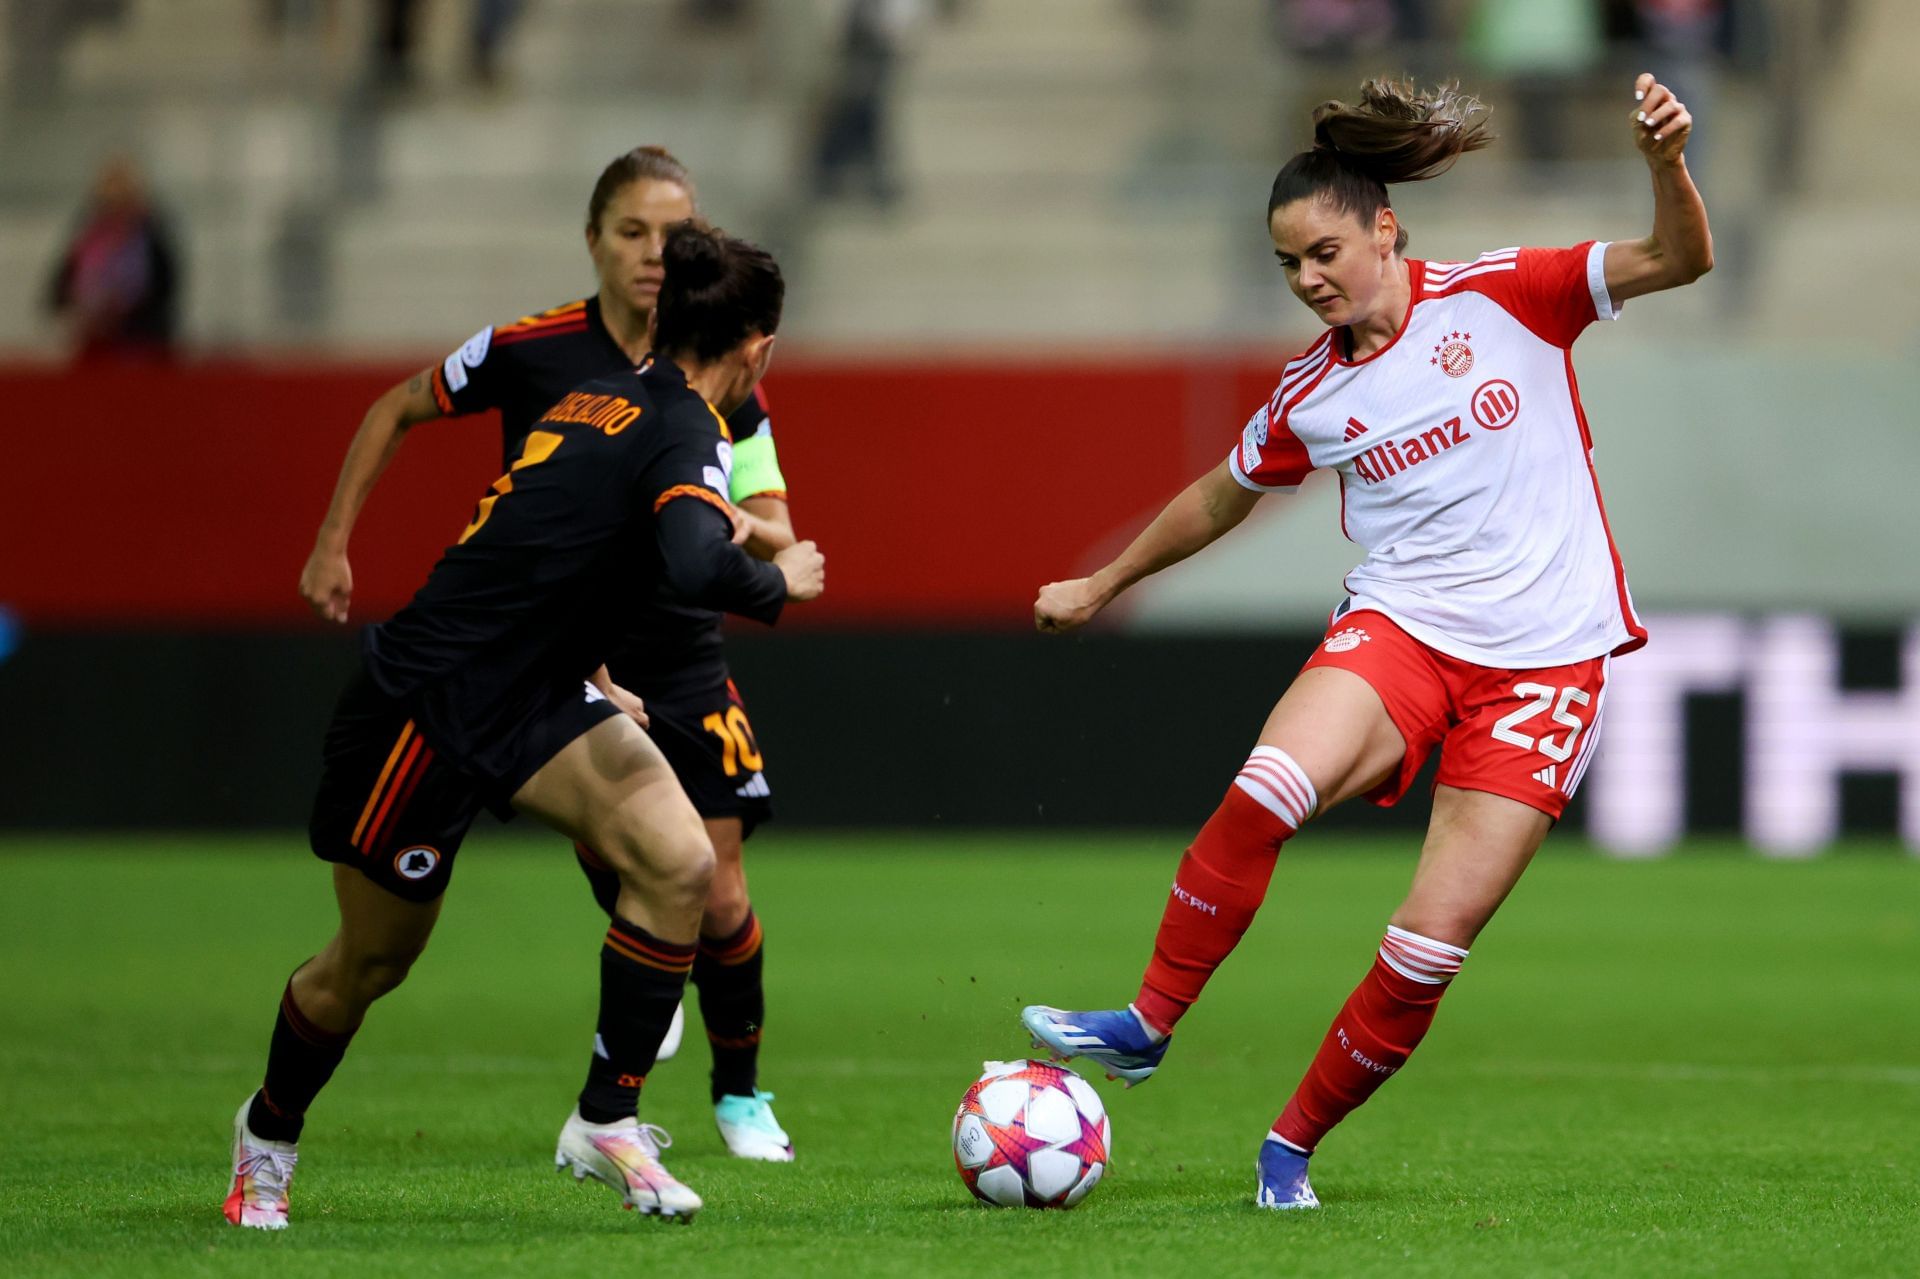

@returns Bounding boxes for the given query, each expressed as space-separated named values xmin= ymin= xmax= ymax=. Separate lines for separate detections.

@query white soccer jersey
xmin=1230 ymin=242 xmax=1645 ymax=668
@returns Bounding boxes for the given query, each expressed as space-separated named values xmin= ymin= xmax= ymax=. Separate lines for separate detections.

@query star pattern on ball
xmin=1076 ymin=1112 xmax=1109 ymax=1165
xmin=979 ymin=1114 xmax=1052 ymax=1180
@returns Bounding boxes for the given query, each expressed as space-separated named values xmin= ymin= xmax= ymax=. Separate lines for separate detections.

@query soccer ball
xmin=952 ymin=1059 xmax=1110 ymax=1208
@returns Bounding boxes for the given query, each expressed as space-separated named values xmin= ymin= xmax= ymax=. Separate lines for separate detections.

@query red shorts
xmin=1301 ymin=610 xmax=1608 ymax=820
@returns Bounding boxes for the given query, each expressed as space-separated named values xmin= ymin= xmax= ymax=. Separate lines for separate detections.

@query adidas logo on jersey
xmin=1343 ymin=417 xmax=1369 ymax=441
xmin=1533 ymin=764 xmax=1558 ymax=789
xmin=735 ymin=772 xmax=770 ymax=799
xmin=1352 ymin=417 xmax=1472 ymax=486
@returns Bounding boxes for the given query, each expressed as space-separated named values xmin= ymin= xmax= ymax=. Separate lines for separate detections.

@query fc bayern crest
xmin=1323 ymin=627 xmax=1372 ymax=653
xmin=1432 ymin=331 xmax=1474 ymax=378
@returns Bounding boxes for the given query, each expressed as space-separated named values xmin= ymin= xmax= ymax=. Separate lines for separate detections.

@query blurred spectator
xmin=471 ymin=0 xmax=524 ymax=86
xmin=44 ymin=155 xmax=180 ymax=363
xmin=683 ymin=0 xmax=754 ymax=25
xmin=1269 ymin=0 xmax=1397 ymax=59
xmin=1634 ymin=0 xmax=1724 ymax=179
xmin=811 ymin=0 xmax=931 ymax=207
xmin=372 ymin=0 xmax=422 ymax=90
xmin=6 ymin=0 xmax=129 ymax=104
xmin=370 ymin=0 xmax=525 ymax=91
xmin=1466 ymin=0 xmax=1605 ymax=175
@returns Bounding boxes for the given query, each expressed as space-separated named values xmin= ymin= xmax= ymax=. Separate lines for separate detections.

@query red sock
xmin=1134 ymin=746 xmax=1316 ymax=1034
xmin=1271 ymin=926 xmax=1469 ymax=1153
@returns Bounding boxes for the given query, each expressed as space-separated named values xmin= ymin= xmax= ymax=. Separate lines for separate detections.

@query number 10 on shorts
xmin=1491 ymin=682 xmax=1590 ymax=763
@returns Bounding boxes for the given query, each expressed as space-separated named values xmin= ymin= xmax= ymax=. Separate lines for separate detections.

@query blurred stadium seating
xmin=0 ymin=0 xmax=1915 ymax=853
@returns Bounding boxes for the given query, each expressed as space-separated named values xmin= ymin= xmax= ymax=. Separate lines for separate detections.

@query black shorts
xmin=308 ymin=668 xmax=620 ymax=901
xmin=643 ymin=677 xmax=774 ymax=837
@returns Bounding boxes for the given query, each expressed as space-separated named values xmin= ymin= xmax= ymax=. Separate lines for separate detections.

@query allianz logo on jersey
xmin=1350 ymin=415 xmax=1472 ymax=486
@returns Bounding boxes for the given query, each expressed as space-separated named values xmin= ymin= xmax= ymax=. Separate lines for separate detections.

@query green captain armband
xmin=729 ymin=430 xmax=788 ymax=503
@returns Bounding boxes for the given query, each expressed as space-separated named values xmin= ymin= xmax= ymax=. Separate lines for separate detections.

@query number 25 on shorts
xmin=1490 ymin=682 xmax=1590 ymax=763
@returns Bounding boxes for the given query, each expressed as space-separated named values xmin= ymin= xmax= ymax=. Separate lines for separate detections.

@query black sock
xmin=694 ymin=910 xmax=765 ymax=1104
xmin=579 ymin=914 xmax=694 ymax=1123
xmin=573 ymin=842 xmax=621 ymax=918
xmin=246 ymin=979 xmax=357 ymax=1143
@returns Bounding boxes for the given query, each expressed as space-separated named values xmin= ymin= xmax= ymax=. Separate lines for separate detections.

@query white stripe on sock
xmin=1379 ymin=925 xmax=1468 ymax=985
xmin=1234 ymin=746 xmax=1317 ymax=829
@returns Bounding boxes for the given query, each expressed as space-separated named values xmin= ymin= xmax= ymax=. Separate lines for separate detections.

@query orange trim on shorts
xmin=360 ymin=735 xmax=426 ymax=854
xmin=368 ymin=741 xmax=434 ymax=854
xmin=351 ymin=721 xmax=416 ymax=847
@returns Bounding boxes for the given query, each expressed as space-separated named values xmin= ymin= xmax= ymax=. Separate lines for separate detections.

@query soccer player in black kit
xmin=226 ymin=226 xmax=823 ymax=1228
xmin=296 ymin=148 xmax=801 ymax=1161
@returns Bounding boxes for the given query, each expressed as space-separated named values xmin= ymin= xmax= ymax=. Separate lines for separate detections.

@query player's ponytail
xmin=653 ymin=223 xmax=784 ymax=364
xmin=587 ymin=145 xmax=698 ymax=232
xmin=1269 ymin=78 xmax=1493 ymax=252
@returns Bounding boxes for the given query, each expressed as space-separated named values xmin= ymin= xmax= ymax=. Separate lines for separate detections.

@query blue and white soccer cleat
xmin=1254 ymin=1134 xmax=1320 ymax=1210
xmin=1020 ymin=1004 xmax=1169 ymax=1087
xmin=714 ymin=1090 xmax=794 ymax=1162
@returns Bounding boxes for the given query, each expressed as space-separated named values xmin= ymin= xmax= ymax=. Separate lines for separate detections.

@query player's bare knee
xmin=703 ymin=874 xmax=750 ymax=934
xmin=656 ymin=828 xmax=716 ymax=907
xmin=348 ymin=943 xmax=425 ymax=1004
xmin=601 ymin=821 xmax=712 ymax=910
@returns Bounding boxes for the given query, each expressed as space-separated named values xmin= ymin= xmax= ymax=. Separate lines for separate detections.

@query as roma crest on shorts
xmin=394 ymin=846 xmax=441 ymax=881
xmin=1431 ymin=332 xmax=1474 ymax=378
xmin=1323 ymin=627 xmax=1372 ymax=654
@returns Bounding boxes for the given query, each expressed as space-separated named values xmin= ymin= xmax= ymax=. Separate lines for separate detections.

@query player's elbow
xmin=1675 ymin=246 xmax=1713 ymax=285
xmin=662 ymin=555 xmax=721 ymax=604
xmin=1664 ymin=237 xmax=1713 ymax=286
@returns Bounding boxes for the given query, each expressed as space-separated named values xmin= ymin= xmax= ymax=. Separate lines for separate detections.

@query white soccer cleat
xmin=654 ymin=1000 xmax=685 ymax=1064
xmin=714 ymin=1090 xmax=794 ymax=1162
xmin=223 ymin=1098 xmax=296 ymax=1230
xmin=555 ymin=1110 xmax=702 ymax=1220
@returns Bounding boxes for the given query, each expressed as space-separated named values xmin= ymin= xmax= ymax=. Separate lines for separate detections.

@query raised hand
xmin=1631 ymin=72 xmax=1692 ymax=164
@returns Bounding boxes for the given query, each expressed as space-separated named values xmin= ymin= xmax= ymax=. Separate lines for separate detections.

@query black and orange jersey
xmin=427 ymin=295 xmax=791 ymax=700
xmin=365 ymin=357 xmax=786 ymax=785
xmin=606 ymin=382 xmax=780 ymax=700
xmin=430 ymin=297 xmax=635 ymax=469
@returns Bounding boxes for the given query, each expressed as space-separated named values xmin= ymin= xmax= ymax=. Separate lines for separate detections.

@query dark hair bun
xmin=653 ymin=224 xmax=784 ymax=364
xmin=664 ymin=224 xmax=726 ymax=291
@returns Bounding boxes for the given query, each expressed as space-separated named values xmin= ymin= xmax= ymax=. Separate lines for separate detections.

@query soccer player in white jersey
xmin=1021 ymin=73 xmax=1712 ymax=1209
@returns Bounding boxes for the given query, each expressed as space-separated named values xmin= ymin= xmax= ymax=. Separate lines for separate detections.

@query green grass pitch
xmin=2 ymin=832 xmax=1916 ymax=1277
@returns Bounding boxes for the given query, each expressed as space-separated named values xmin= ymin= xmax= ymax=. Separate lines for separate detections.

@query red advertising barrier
xmin=0 ymin=353 xmax=1298 ymax=627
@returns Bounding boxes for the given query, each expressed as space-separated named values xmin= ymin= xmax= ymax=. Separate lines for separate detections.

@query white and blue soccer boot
xmin=714 ymin=1090 xmax=794 ymax=1162
xmin=1254 ymin=1133 xmax=1320 ymax=1210
xmin=1020 ymin=1004 xmax=1170 ymax=1087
